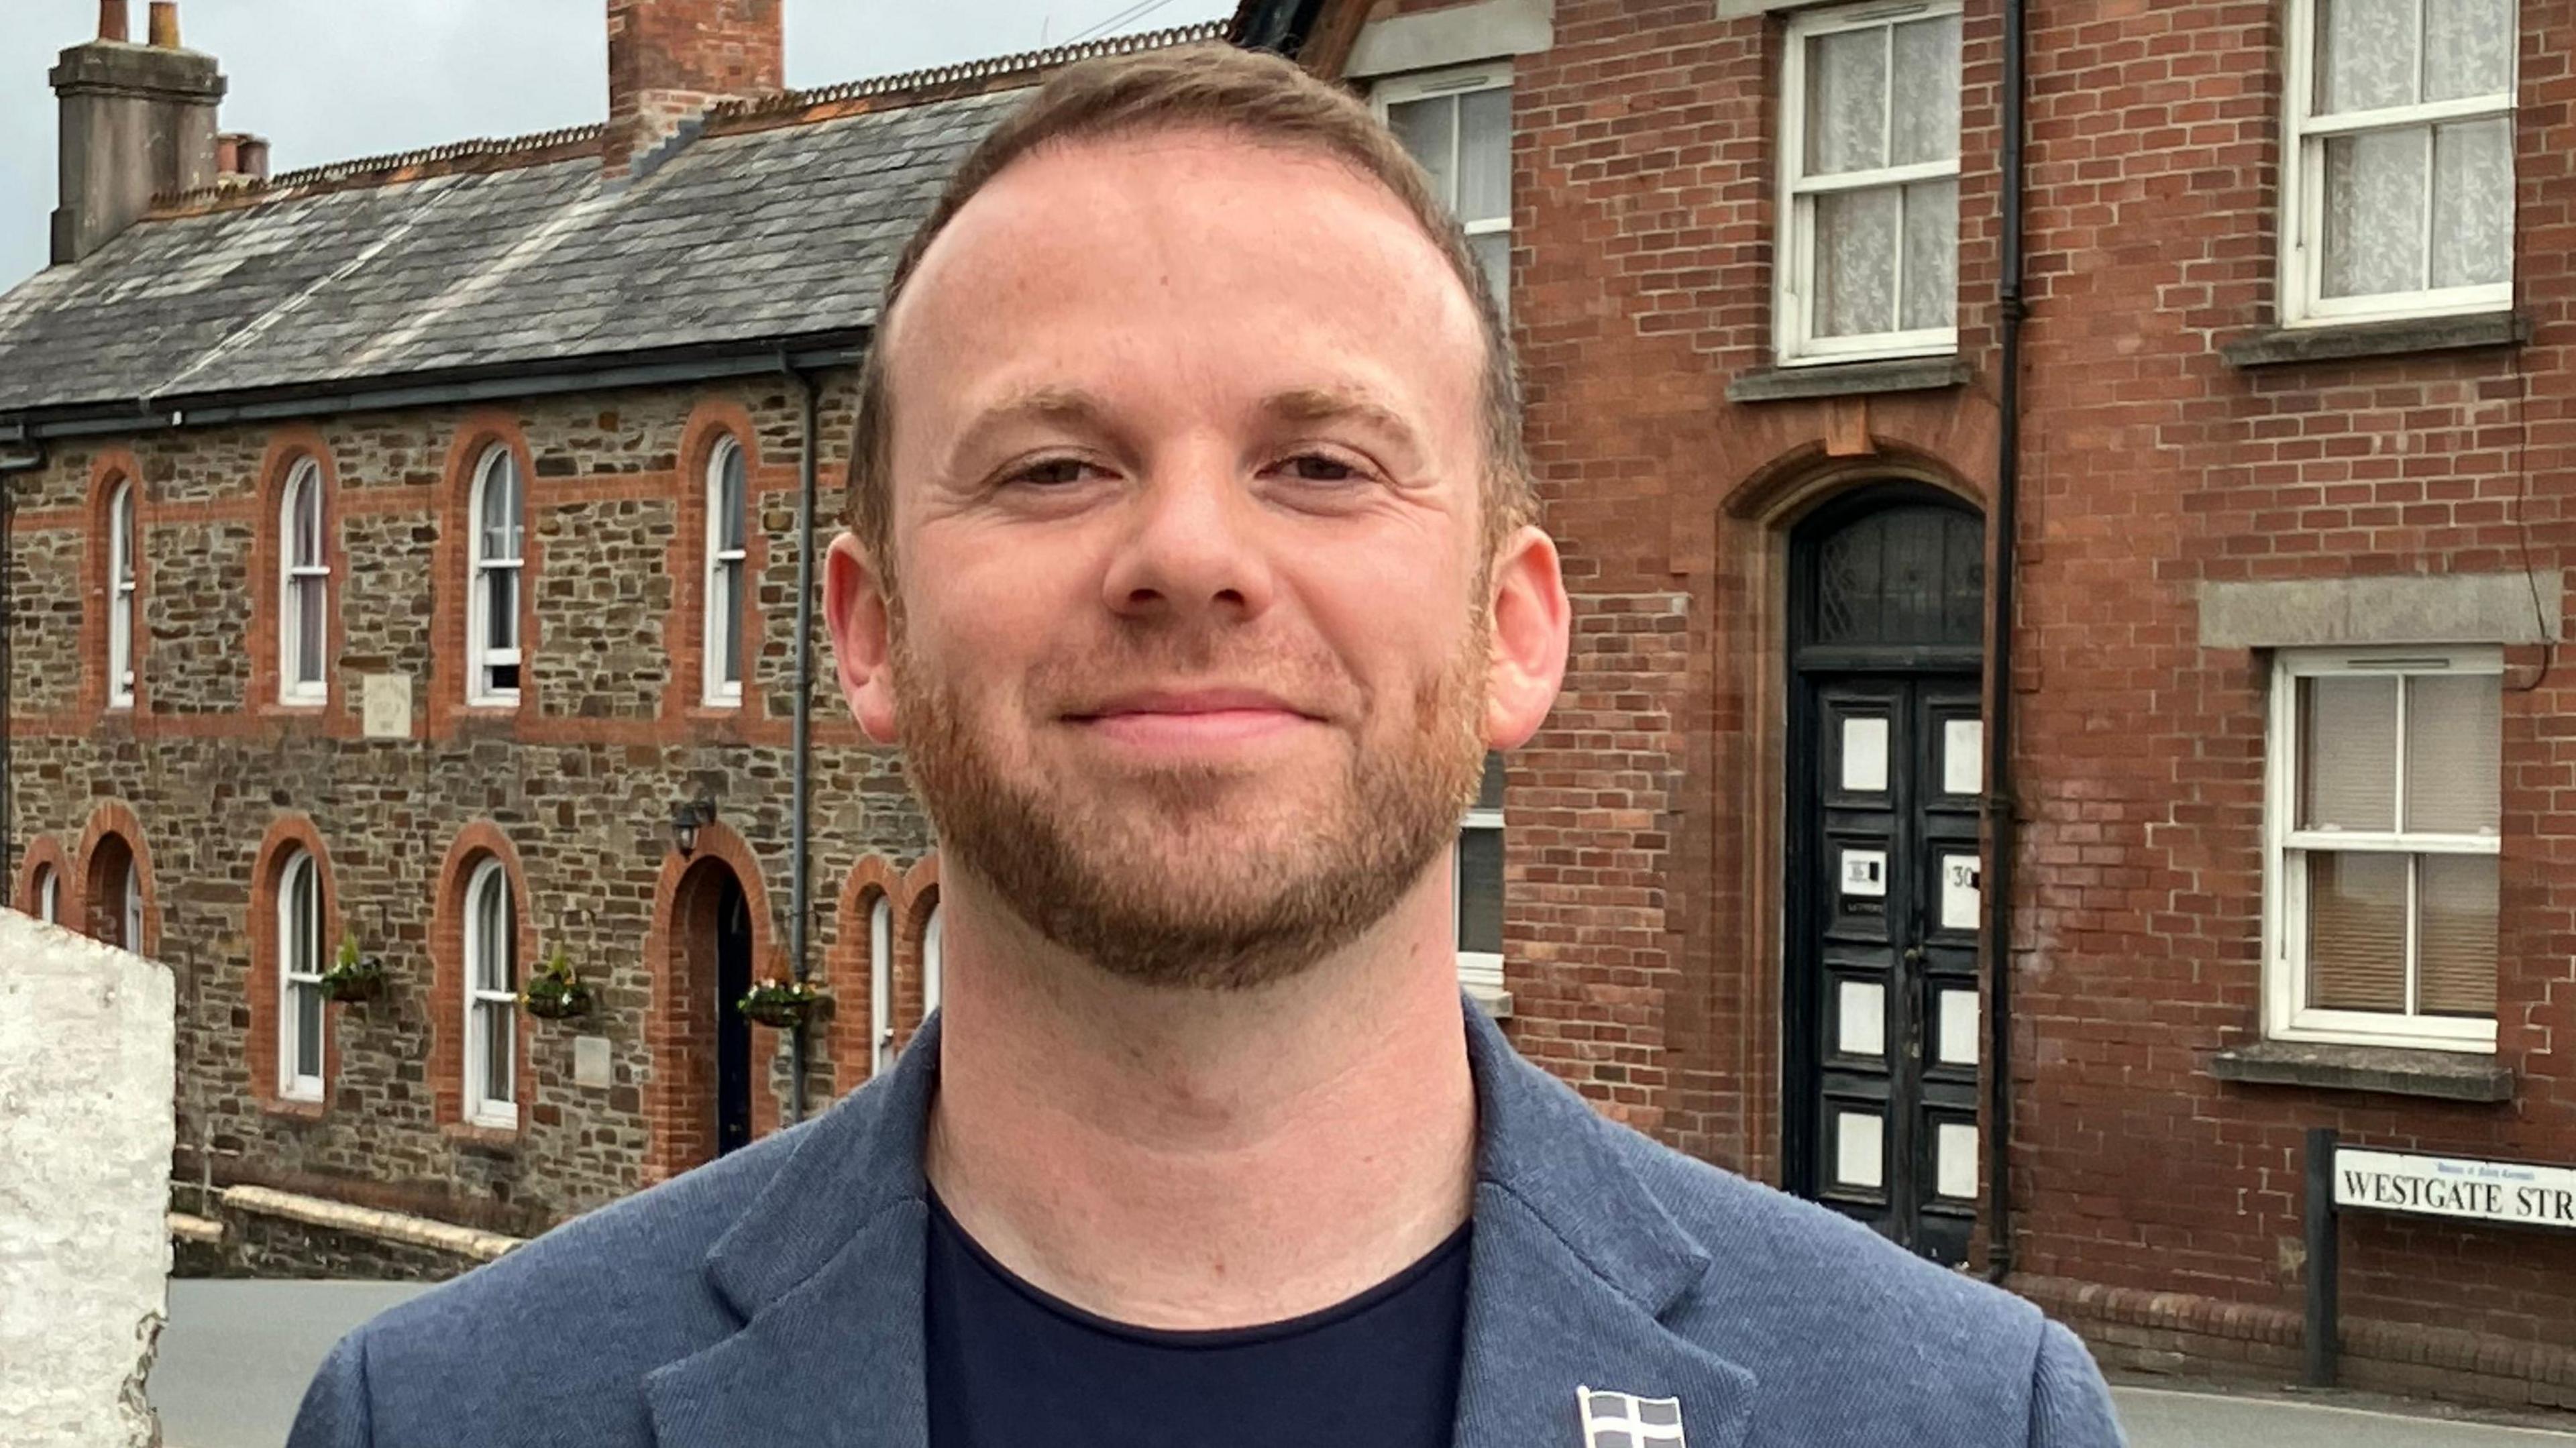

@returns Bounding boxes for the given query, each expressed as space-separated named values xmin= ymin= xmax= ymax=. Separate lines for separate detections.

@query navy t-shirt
xmin=924 ymin=1192 xmax=1471 ymax=1448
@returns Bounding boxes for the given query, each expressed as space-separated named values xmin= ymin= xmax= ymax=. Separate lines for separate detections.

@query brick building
xmin=4 ymin=0 xmax=2573 ymax=1414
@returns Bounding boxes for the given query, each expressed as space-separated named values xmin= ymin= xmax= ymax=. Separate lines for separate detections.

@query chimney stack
xmin=50 ymin=0 xmax=225 ymax=264
xmin=604 ymin=0 xmax=782 ymax=176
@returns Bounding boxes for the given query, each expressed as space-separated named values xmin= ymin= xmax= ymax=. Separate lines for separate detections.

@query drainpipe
xmin=1982 ymin=0 xmax=2029 ymax=1286
xmin=784 ymin=358 xmax=820 ymax=1125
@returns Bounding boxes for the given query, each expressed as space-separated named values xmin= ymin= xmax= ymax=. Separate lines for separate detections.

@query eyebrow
xmin=944 ymin=382 xmax=1432 ymax=474
xmin=1256 ymin=386 xmax=1430 ymax=462
xmin=943 ymin=385 xmax=1115 ymax=476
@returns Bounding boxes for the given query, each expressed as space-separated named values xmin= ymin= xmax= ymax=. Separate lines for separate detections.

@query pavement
xmin=147 ymin=1278 xmax=2576 ymax=1447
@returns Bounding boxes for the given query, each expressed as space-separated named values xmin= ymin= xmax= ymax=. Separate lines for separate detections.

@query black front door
xmin=715 ymin=875 xmax=754 ymax=1158
xmin=1786 ymin=490 xmax=1988 ymax=1265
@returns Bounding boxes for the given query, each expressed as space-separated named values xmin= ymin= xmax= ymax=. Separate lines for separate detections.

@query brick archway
xmin=429 ymin=824 xmax=538 ymax=1144
xmin=642 ymin=820 xmax=777 ymax=1183
xmin=73 ymin=801 xmax=160 ymax=959
xmin=829 ymin=854 xmax=909 ymax=1094
xmin=13 ymin=835 xmax=73 ymax=922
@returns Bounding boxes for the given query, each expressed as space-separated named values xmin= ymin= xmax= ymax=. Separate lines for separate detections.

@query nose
xmin=1098 ymin=457 xmax=1276 ymax=625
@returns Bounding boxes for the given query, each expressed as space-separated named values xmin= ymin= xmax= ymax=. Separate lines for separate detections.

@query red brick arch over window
xmin=641 ymin=818 xmax=780 ymax=1184
xmin=828 ymin=854 xmax=910 ymax=1095
xmin=895 ymin=852 xmax=942 ymax=1058
xmin=13 ymin=834 xmax=74 ymax=922
xmin=429 ymin=824 xmax=538 ymax=1147
xmin=661 ymin=398 xmax=774 ymax=726
xmin=246 ymin=814 xmax=343 ymax=1119
xmin=430 ymin=413 xmax=543 ymax=734
xmin=73 ymin=801 xmax=160 ymax=958
xmin=80 ymin=449 xmax=148 ymax=716
xmin=247 ymin=427 xmax=350 ymax=719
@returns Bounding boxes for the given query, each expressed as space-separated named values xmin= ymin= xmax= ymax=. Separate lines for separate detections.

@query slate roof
xmin=0 ymin=21 xmax=1232 ymax=421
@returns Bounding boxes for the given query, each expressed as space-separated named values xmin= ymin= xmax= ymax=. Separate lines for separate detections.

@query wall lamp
xmin=668 ymin=796 xmax=718 ymax=858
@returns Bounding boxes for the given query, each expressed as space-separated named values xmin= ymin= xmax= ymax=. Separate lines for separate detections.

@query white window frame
xmin=869 ymin=895 xmax=894 ymax=1077
xmin=704 ymin=437 xmax=747 ymax=707
xmin=1454 ymin=791 xmax=1505 ymax=999
xmin=1372 ymin=62 xmax=1513 ymax=317
xmin=123 ymin=862 xmax=143 ymax=954
xmin=280 ymin=458 xmax=330 ymax=703
xmin=1774 ymin=0 xmax=1964 ymax=366
xmin=922 ymin=903 xmax=945 ymax=1017
xmin=468 ymin=445 xmax=524 ymax=707
xmin=463 ymin=858 xmax=519 ymax=1128
xmin=2279 ymin=0 xmax=2517 ymax=328
xmin=278 ymin=850 xmax=325 ymax=1101
xmin=107 ymin=480 xmax=136 ymax=708
xmin=2263 ymin=646 xmax=2503 ymax=1052
xmin=35 ymin=865 xmax=59 ymax=925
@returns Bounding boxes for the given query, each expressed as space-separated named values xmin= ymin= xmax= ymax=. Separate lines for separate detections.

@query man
xmin=290 ymin=47 xmax=2123 ymax=1448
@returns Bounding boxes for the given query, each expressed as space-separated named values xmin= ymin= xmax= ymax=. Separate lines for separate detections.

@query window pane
xmin=482 ymin=1003 xmax=515 ymax=1105
xmin=2430 ymin=118 xmax=2513 ymax=290
xmin=1816 ymin=186 xmax=1901 ymax=337
xmin=1458 ymin=827 xmax=1504 ymax=955
xmin=2403 ymin=673 xmax=2500 ymax=833
xmin=1468 ymin=231 xmax=1509 ymax=317
xmin=2418 ymin=853 xmax=2498 ymax=1016
xmin=1457 ymin=87 xmax=1511 ymax=225
xmin=294 ymin=577 xmax=325 ymax=683
xmin=296 ymin=982 xmax=323 ymax=1076
xmin=1890 ymin=15 xmax=1962 ymax=166
xmin=2316 ymin=0 xmax=2418 ymax=113
xmin=1900 ymin=178 xmax=1959 ymax=330
xmin=485 ymin=569 xmax=518 ymax=650
xmin=2322 ymin=127 xmax=2430 ymax=298
xmin=480 ymin=456 xmax=522 ymax=561
xmin=718 ymin=562 xmax=743 ymax=685
xmin=2306 ymin=850 xmax=2408 ymax=1011
xmin=718 ymin=445 xmax=746 ymax=552
xmin=1806 ymin=25 xmax=1889 ymax=176
xmin=293 ymin=476 xmax=323 ymax=567
xmin=2424 ymin=0 xmax=2514 ymax=103
xmin=473 ymin=877 xmax=511 ymax=991
xmin=1388 ymin=96 xmax=1456 ymax=208
xmin=2300 ymin=675 xmax=2398 ymax=831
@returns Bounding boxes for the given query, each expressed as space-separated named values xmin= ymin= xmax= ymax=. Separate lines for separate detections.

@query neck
xmin=923 ymin=861 xmax=1478 ymax=1331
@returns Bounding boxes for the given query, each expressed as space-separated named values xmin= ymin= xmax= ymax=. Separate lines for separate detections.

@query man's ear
xmin=1483 ymin=523 xmax=1570 ymax=751
xmin=824 ymin=531 xmax=902 ymax=744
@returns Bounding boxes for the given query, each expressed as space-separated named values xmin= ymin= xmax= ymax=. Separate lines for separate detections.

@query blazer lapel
xmin=1452 ymin=1005 xmax=1758 ymax=1448
xmin=645 ymin=1016 xmax=946 ymax=1448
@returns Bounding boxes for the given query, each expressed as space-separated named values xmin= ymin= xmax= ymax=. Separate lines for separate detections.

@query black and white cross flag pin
xmin=1576 ymin=1384 xmax=1687 ymax=1448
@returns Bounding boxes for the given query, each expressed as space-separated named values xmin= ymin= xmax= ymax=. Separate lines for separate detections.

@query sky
xmin=0 ymin=0 xmax=1237 ymax=290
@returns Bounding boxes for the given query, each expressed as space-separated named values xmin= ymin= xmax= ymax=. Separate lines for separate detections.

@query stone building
xmin=5 ymin=0 xmax=2575 ymax=1415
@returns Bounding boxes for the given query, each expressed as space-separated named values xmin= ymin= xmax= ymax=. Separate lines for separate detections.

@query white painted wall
xmin=0 ymin=909 xmax=174 ymax=1448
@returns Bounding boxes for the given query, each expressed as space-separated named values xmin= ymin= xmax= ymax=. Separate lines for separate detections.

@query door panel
xmin=715 ymin=878 xmax=753 ymax=1158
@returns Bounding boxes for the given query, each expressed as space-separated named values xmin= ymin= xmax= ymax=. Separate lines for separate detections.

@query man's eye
xmin=1277 ymin=453 xmax=1363 ymax=484
xmin=1007 ymin=458 xmax=1095 ymax=488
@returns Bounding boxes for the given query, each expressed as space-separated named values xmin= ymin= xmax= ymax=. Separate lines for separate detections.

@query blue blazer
xmin=290 ymin=1003 xmax=2124 ymax=1447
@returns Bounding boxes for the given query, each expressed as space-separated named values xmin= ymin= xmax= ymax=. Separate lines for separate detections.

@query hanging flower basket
xmin=737 ymin=977 xmax=826 ymax=1030
xmin=522 ymin=946 xmax=596 ymax=1022
xmin=319 ymin=934 xmax=388 ymax=1005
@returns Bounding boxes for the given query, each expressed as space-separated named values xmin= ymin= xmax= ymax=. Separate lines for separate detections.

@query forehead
xmin=877 ymin=125 xmax=1489 ymax=444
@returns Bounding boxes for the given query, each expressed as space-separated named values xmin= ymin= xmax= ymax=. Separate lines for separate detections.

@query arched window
xmin=33 ymin=864 xmax=60 ymax=925
xmin=468 ymin=445 xmax=524 ymax=704
xmin=464 ymin=858 xmax=519 ymax=1127
xmin=704 ymin=437 xmax=747 ymax=706
xmin=280 ymin=457 xmax=329 ymax=701
xmin=107 ymin=480 xmax=136 ymax=708
xmin=87 ymin=834 xmax=141 ymax=951
xmin=922 ymin=901 xmax=945 ymax=1017
xmin=278 ymin=849 xmax=326 ymax=1101
xmin=869 ymin=895 xmax=894 ymax=1076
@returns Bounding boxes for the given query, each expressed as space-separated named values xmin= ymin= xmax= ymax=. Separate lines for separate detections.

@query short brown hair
xmin=841 ymin=44 xmax=1532 ymax=581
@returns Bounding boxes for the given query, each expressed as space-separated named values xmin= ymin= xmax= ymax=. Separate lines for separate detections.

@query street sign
xmin=2334 ymin=1148 xmax=2576 ymax=1229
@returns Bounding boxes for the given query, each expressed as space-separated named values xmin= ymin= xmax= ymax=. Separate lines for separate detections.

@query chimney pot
xmin=98 ymin=0 xmax=129 ymax=42
xmin=148 ymin=1 xmax=178 ymax=48
xmin=215 ymin=132 xmax=239 ymax=174
xmin=237 ymin=135 xmax=269 ymax=180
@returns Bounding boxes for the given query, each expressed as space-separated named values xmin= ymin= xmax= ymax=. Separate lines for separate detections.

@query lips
xmin=1063 ymin=687 xmax=1323 ymax=750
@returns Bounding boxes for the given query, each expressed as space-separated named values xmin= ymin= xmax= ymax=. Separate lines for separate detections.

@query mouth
xmin=1063 ymin=688 xmax=1324 ymax=751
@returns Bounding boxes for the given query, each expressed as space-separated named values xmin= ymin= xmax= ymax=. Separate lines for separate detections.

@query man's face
xmin=829 ymin=127 xmax=1561 ymax=989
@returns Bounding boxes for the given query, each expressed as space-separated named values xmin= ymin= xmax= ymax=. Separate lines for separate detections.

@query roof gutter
xmin=0 ymin=331 xmax=870 ymax=441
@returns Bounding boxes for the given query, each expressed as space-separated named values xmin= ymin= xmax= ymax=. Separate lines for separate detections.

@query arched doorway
xmin=676 ymin=858 xmax=759 ymax=1160
xmin=1782 ymin=484 xmax=1986 ymax=1266
xmin=87 ymin=833 xmax=142 ymax=952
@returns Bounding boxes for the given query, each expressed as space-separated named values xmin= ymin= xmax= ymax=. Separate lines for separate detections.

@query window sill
xmin=2208 ymin=1039 xmax=2512 ymax=1103
xmin=1726 ymin=355 xmax=1972 ymax=404
xmin=1464 ymin=981 xmax=1513 ymax=1019
xmin=262 ymin=1095 xmax=329 ymax=1122
xmin=443 ymin=1119 xmax=523 ymax=1151
xmin=2220 ymin=311 xmax=2530 ymax=370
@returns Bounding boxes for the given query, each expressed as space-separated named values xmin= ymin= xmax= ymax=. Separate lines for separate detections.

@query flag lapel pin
xmin=1576 ymin=1384 xmax=1687 ymax=1448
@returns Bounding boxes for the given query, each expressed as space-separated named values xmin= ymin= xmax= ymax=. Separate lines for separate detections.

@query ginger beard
xmin=890 ymin=594 xmax=1494 ymax=992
